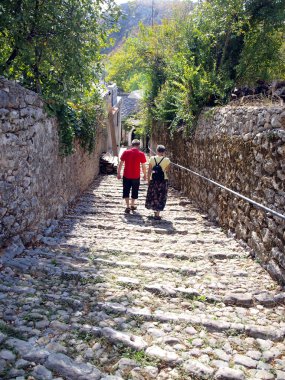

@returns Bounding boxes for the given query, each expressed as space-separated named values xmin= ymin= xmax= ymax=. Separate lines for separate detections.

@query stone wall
xmin=152 ymin=105 xmax=285 ymax=284
xmin=0 ymin=78 xmax=107 ymax=247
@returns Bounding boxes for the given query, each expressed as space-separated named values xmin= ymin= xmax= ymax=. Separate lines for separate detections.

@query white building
xmin=104 ymin=83 xmax=122 ymax=157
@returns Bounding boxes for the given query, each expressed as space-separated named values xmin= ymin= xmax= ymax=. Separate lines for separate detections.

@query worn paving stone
xmin=215 ymin=367 xmax=245 ymax=380
xmin=0 ymin=175 xmax=284 ymax=379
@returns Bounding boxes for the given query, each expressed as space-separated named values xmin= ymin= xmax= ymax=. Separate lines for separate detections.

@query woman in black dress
xmin=145 ymin=145 xmax=170 ymax=220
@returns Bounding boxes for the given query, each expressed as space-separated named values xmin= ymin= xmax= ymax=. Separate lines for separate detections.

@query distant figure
xmin=117 ymin=139 xmax=147 ymax=213
xmin=145 ymin=145 xmax=170 ymax=220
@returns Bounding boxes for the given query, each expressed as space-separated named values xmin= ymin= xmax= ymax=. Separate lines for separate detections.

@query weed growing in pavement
xmin=0 ymin=322 xmax=24 ymax=339
xmin=0 ymin=365 xmax=13 ymax=379
xmin=129 ymin=315 xmax=146 ymax=327
xmin=117 ymin=281 xmax=140 ymax=290
xmin=269 ymin=368 xmax=277 ymax=376
xmin=228 ymin=359 xmax=235 ymax=368
xmin=120 ymin=347 xmax=160 ymax=367
xmin=79 ymin=276 xmax=105 ymax=285
xmin=51 ymin=259 xmax=58 ymax=266
xmin=193 ymin=295 xmax=207 ymax=302
xmin=74 ymin=330 xmax=95 ymax=343
xmin=225 ymin=328 xmax=240 ymax=337
xmin=23 ymin=314 xmax=44 ymax=322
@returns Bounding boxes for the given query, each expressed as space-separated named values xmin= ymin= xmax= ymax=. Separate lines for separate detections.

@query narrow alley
xmin=0 ymin=174 xmax=284 ymax=380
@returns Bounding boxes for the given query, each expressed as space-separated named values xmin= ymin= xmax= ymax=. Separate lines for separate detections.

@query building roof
xmin=120 ymin=90 xmax=143 ymax=120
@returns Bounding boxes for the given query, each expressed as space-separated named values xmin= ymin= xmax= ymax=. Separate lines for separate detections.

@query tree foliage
xmin=0 ymin=0 xmax=120 ymax=154
xmin=107 ymin=0 xmax=285 ymax=134
xmin=0 ymin=0 xmax=120 ymax=98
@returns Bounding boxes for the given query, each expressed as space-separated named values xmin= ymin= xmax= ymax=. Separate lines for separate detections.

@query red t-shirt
xmin=121 ymin=148 xmax=146 ymax=179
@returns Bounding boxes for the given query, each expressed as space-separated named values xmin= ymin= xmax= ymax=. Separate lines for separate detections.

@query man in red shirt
xmin=117 ymin=139 xmax=147 ymax=213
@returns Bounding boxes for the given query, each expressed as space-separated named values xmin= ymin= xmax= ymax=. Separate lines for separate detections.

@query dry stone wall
xmin=152 ymin=105 xmax=285 ymax=284
xmin=0 ymin=78 xmax=107 ymax=247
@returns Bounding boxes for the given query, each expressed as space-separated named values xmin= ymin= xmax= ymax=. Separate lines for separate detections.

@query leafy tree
xmin=0 ymin=0 xmax=120 ymax=154
xmin=0 ymin=0 xmax=120 ymax=99
xmin=245 ymin=0 xmax=285 ymax=26
xmin=106 ymin=36 xmax=148 ymax=91
xmin=236 ymin=29 xmax=285 ymax=85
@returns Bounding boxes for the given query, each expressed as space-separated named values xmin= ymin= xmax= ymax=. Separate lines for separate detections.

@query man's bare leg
xmin=124 ymin=198 xmax=130 ymax=213
xmin=130 ymin=198 xmax=137 ymax=210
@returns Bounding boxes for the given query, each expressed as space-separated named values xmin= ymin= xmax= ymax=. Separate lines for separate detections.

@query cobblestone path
xmin=0 ymin=174 xmax=285 ymax=380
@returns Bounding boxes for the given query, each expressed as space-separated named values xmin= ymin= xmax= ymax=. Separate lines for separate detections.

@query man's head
xmin=156 ymin=145 xmax=166 ymax=153
xmin=131 ymin=139 xmax=141 ymax=148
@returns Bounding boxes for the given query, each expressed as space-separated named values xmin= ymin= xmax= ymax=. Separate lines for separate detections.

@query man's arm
xmin=117 ymin=160 xmax=124 ymax=179
xmin=142 ymin=163 xmax=147 ymax=181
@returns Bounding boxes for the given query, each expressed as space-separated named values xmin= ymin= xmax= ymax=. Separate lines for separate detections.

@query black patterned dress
xmin=145 ymin=179 xmax=169 ymax=212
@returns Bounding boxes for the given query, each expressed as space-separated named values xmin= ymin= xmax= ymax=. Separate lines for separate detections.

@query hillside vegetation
xmin=106 ymin=0 xmax=192 ymax=52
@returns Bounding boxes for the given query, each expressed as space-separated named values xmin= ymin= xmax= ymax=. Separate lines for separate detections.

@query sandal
xmin=125 ymin=207 xmax=131 ymax=214
xmin=154 ymin=215 xmax=161 ymax=220
xmin=131 ymin=206 xmax=137 ymax=210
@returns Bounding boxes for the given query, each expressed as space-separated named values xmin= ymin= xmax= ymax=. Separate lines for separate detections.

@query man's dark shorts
xmin=123 ymin=177 xmax=140 ymax=199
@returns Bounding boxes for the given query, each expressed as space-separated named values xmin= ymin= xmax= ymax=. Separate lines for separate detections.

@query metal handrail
xmin=148 ymin=146 xmax=285 ymax=221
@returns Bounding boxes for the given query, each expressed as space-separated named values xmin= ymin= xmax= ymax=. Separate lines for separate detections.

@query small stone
xmin=0 ymin=333 xmax=7 ymax=344
xmin=147 ymin=328 xmax=165 ymax=338
xmin=213 ymin=349 xmax=231 ymax=362
xmin=130 ymin=366 xmax=159 ymax=379
xmin=146 ymin=346 xmax=182 ymax=364
xmin=23 ymin=349 xmax=50 ymax=363
xmin=45 ymin=352 xmax=101 ymax=380
xmin=6 ymin=338 xmax=32 ymax=356
xmin=102 ymin=327 xmax=147 ymax=351
xmin=215 ymin=367 xmax=245 ymax=380
xmin=212 ymin=360 xmax=229 ymax=369
xmin=256 ymin=339 xmax=273 ymax=350
xmin=276 ymin=370 xmax=285 ymax=380
xmin=233 ymin=354 xmax=257 ymax=368
xmin=0 ymin=349 xmax=16 ymax=361
xmin=257 ymin=361 xmax=271 ymax=370
xmin=32 ymin=364 xmax=53 ymax=380
xmin=224 ymin=293 xmax=253 ymax=307
xmin=8 ymin=368 xmax=25 ymax=377
xmin=253 ymin=293 xmax=275 ymax=307
xmin=184 ymin=326 xmax=197 ymax=335
xmin=15 ymin=359 xmax=30 ymax=369
xmin=246 ymin=350 xmax=261 ymax=360
xmin=246 ymin=326 xmax=282 ymax=341
xmin=114 ymin=358 xmax=138 ymax=376
xmin=253 ymin=369 xmax=275 ymax=379
xmin=183 ymin=358 xmax=214 ymax=378
xmin=35 ymin=320 xmax=50 ymax=329
xmin=163 ymin=336 xmax=181 ymax=346
xmin=192 ymin=338 xmax=203 ymax=347
xmin=262 ymin=349 xmax=280 ymax=362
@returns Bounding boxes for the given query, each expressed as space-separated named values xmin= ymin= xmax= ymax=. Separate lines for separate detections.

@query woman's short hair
xmin=156 ymin=144 xmax=166 ymax=153
xmin=131 ymin=139 xmax=140 ymax=147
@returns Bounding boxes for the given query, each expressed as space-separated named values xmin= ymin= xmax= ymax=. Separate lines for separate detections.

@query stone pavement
xmin=0 ymin=174 xmax=285 ymax=380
